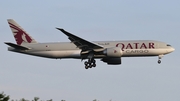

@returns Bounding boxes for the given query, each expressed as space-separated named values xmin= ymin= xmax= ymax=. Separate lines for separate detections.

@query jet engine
xmin=103 ymin=47 xmax=122 ymax=57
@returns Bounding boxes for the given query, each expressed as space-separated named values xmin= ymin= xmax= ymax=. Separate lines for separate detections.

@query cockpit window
xmin=167 ymin=44 xmax=171 ymax=46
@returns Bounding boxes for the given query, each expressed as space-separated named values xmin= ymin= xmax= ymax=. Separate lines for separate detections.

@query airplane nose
xmin=171 ymin=47 xmax=175 ymax=52
xmin=169 ymin=47 xmax=175 ymax=53
xmin=166 ymin=47 xmax=175 ymax=53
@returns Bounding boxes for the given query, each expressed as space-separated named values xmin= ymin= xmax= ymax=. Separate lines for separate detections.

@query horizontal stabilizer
xmin=5 ymin=42 xmax=30 ymax=50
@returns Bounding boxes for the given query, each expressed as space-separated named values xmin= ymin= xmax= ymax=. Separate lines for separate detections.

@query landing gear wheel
xmin=84 ymin=61 xmax=88 ymax=66
xmin=89 ymin=65 xmax=93 ymax=68
xmin=92 ymin=63 xmax=96 ymax=67
xmin=85 ymin=65 xmax=88 ymax=69
xmin=158 ymin=60 xmax=161 ymax=64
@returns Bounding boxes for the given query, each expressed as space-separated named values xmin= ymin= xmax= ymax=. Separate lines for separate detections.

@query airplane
xmin=5 ymin=19 xmax=175 ymax=69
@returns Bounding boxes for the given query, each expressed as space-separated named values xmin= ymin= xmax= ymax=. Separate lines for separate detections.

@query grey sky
xmin=0 ymin=0 xmax=180 ymax=101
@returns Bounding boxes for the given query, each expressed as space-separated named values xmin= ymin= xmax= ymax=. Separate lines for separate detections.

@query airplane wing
xmin=5 ymin=42 xmax=30 ymax=50
xmin=56 ymin=28 xmax=104 ymax=51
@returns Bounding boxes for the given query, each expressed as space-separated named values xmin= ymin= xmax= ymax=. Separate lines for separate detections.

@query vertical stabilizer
xmin=7 ymin=19 xmax=37 ymax=45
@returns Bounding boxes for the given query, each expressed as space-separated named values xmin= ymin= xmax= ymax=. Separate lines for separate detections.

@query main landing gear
xmin=158 ymin=55 xmax=163 ymax=64
xmin=84 ymin=59 xmax=96 ymax=69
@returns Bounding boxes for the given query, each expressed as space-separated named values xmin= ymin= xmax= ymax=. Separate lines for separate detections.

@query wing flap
xmin=5 ymin=42 xmax=30 ymax=50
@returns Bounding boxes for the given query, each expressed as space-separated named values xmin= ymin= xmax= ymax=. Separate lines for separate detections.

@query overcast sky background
xmin=0 ymin=0 xmax=180 ymax=101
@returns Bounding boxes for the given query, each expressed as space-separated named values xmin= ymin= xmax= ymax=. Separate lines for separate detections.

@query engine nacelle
xmin=103 ymin=47 xmax=122 ymax=57
xmin=101 ymin=58 xmax=121 ymax=65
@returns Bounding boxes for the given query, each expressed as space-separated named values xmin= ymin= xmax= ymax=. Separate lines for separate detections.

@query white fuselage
xmin=8 ymin=40 xmax=175 ymax=59
xmin=6 ymin=19 xmax=175 ymax=68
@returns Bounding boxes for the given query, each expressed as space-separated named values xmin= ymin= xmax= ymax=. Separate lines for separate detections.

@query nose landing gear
xmin=158 ymin=60 xmax=161 ymax=64
xmin=84 ymin=59 xmax=96 ymax=69
xmin=158 ymin=55 xmax=163 ymax=64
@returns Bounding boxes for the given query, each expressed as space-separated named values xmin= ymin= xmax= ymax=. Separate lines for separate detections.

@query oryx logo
xmin=9 ymin=22 xmax=32 ymax=45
